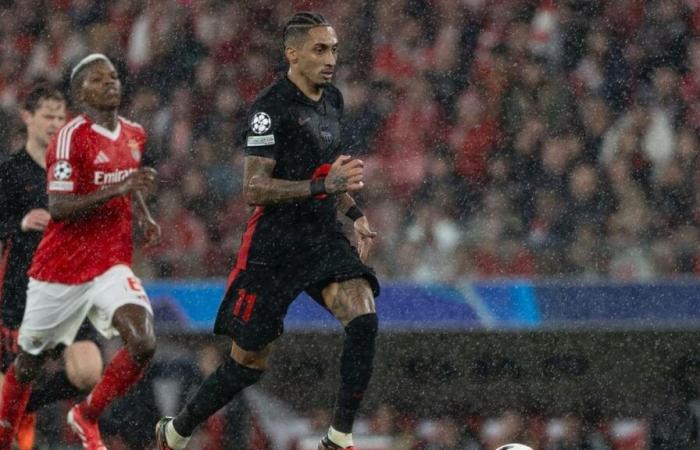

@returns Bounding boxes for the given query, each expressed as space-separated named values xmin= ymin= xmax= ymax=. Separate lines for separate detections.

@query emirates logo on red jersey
xmin=94 ymin=168 xmax=137 ymax=185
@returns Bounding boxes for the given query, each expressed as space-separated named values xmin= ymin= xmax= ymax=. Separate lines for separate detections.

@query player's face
xmin=79 ymin=60 xmax=121 ymax=110
xmin=298 ymin=26 xmax=338 ymax=86
xmin=22 ymin=99 xmax=67 ymax=149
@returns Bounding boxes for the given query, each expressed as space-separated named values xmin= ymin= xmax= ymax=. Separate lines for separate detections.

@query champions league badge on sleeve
xmin=52 ymin=160 xmax=72 ymax=181
xmin=49 ymin=160 xmax=75 ymax=191
xmin=251 ymin=112 xmax=272 ymax=134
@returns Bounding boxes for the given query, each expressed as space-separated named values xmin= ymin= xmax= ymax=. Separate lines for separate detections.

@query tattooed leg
xmin=322 ymin=278 xmax=375 ymax=326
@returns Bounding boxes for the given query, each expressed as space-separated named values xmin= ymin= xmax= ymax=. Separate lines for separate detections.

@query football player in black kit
xmin=156 ymin=11 xmax=379 ymax=450
xmin=0 ymin=84 xmax=103 ymax=449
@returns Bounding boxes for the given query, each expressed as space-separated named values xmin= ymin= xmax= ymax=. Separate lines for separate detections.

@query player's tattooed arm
xmin=50 ymin=167 xmax=156 ymax=221
xmin=244 ymin=154 xmax=366 ymax=205
xmin=244 ymin=156 xmax=316 ymax=205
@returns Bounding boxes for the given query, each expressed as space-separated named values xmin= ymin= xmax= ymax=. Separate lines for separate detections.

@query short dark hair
xmin=283 ymin=11 xmax=330 ymax=47
xmin=22 ymin=83 xmax=65 ymax=113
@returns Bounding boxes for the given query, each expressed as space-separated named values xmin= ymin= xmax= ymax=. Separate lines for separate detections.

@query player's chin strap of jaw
xmin=309 ymin=179 xmax=364 ymax=221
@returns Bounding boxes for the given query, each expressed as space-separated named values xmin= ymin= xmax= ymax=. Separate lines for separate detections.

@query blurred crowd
xmin=3 ymin=0 xmax=700 ymax=281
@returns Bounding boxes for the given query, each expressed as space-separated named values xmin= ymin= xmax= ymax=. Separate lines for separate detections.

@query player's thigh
xmin=19 ymin=278 xmax=92 ymax=355
xmin=87 ymin=264 xmax=154 ymax=340
xmin=306 ymin=233 xmax=379 ymax=326
xmin=321 ymin=278 xmax=376 ymax=326
xmin=64 ymin=340 xmax=103 ymax=390
xmin=215 ymin=266 xmax=301 ymax=356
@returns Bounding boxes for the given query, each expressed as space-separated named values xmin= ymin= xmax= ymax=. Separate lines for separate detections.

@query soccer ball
xmin=251 ymin=112 xmax=271 ymax=134
xmin=496 ymin=445 xmax=533 ymax=450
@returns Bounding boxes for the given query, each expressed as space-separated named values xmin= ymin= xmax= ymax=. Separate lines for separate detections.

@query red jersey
xmin=28 ymin=115 xmax=147 ymax=284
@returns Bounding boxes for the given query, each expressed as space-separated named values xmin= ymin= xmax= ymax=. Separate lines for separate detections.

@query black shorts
xmin=0 ymin=319 xmax=100 ymax=373
xmin=214 ymin=233 xmax=380 ymax=351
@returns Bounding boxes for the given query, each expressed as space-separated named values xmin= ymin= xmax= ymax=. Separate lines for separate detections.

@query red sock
xmin=0 ymin=366 xmax=32 ymax=448
xmin=81 ymin=349 xmax=145 ymax=420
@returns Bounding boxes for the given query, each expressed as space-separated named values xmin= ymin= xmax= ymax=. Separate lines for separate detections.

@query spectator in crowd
xmin=2 ymin=0 xmax=700 ymax=281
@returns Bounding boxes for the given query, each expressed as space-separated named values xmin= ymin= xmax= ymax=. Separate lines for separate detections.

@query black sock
xmin=332 ymin=314 xmax=378 ymax=433
xmin=26 ymin=370 xmax=82 ymax=413
xmin=172 ymin=357 xmax=263 ymax=437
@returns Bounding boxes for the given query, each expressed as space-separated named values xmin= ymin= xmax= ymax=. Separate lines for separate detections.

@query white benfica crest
xmin=128 ymin=139 xmax=141 ymax=161
xmin=251 ymin=112 xmax=272 ymax=134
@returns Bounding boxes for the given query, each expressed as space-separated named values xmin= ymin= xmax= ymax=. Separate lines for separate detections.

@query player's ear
xmin=285 ymin=46 xmax=299 ymax=65
xmin=19 ymin=109 xmax=33 ymax=127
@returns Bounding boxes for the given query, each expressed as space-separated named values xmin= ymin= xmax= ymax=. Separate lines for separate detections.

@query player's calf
xmin=0 ymin=365 xmax=34 ymax=448
xmin=168 ymin=355 xmax=264 ymax=441
xmin=323 ymin=313 xmax=378 ymax=450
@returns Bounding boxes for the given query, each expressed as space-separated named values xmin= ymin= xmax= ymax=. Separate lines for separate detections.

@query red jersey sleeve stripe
xmin=57 ymin=117 xmax=85 ymax=160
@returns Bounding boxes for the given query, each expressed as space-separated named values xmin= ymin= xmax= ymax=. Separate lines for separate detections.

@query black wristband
xmin=310 ymin=178 xmax=327 ymax=197
xmin=346 ymin=205 xmax=364 ymax=221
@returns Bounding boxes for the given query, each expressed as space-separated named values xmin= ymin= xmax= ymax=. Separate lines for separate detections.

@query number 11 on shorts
xmin=233 ymin=289 xmax=257 ymax=323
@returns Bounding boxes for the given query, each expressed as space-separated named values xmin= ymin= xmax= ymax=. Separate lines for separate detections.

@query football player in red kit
xmin=0 ymin=54 xmax=160 ymax=450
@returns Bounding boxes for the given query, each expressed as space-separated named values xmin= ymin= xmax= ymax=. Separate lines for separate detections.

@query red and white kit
xmin=19 ymin=115 xmax=152 ymax=354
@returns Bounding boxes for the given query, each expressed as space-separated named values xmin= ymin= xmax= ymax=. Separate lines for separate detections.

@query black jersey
xmin=238 ymin=76 xmax=346 ymax=266
xmin=0 ymin=149 xmax=47 ymax=328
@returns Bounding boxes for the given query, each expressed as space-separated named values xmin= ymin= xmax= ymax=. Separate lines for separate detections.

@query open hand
xmin=119 ymin=167 xmax=157 ymax=195
xmin=21 ymin=208 xmax=51 ymax=232
xmin=140 ymin=216 xmax=161 ymax=246
xmin=353 ymin=216 xmax=377 ymax=262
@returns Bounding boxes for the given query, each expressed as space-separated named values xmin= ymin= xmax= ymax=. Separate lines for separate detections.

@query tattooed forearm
xmin=244 ymin=156 xmax=315 ymax=205
xmin=323 ymin=278 xmax=376 ymax=326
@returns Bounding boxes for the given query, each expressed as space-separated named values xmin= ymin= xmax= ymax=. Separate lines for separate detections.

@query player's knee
xmin=345 ymin=313 xmax=378 ymax=343
xmin=126 ymin=334 xmax=156 ymax=365
xmin=65 ymin=342 xmax=102 ymax=390
xmin=67 ymin=358 xmax=102 ymax=391
xmin=71 ymin=369 xmax=101 ymax=391
xmin=233 ymin=352 xmax=267 ymax=370
xmin=231 ymin=342 xmax=271 ymax=371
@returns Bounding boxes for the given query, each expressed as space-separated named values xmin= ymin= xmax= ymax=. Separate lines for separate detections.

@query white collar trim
xmin=91 ymin=121 xmax=121 ymax=141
